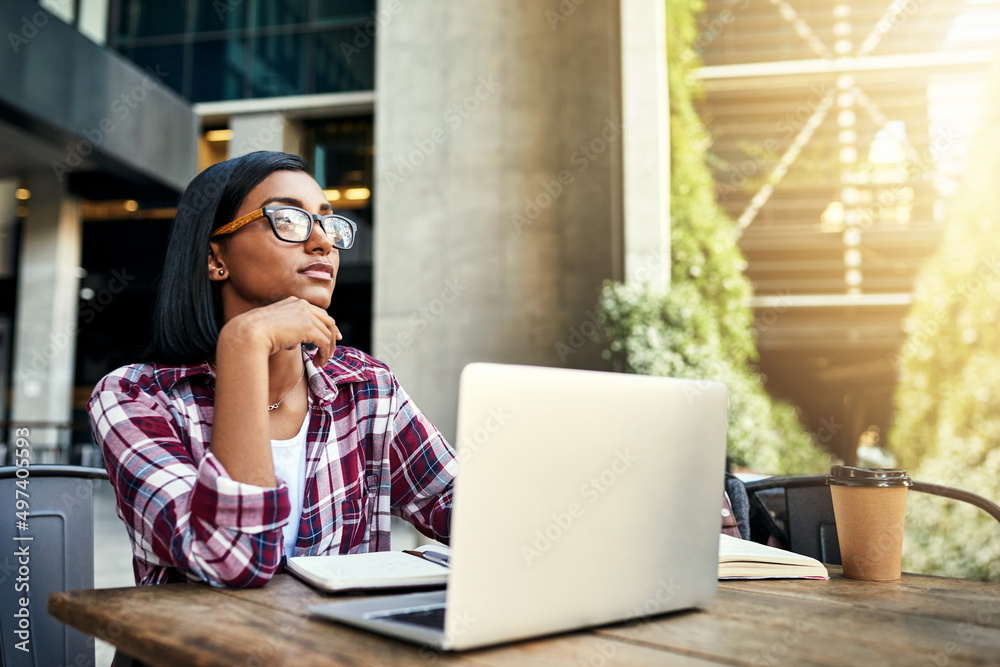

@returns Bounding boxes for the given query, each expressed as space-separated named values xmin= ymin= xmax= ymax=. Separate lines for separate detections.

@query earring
xmin=218 ymin=269 xmax=225 ymax=276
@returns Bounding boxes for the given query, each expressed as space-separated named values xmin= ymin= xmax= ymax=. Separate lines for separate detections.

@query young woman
xmin=88 ymin=151 xmax=455 ymax=588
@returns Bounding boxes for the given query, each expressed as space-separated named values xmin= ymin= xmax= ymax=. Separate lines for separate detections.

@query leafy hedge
xmin=597 ymin=0 xmax=830 ymax=475
xmin=891 ymin=59 xmax=1000 ymax=580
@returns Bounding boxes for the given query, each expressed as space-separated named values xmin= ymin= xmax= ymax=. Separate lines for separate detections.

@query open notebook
xmin=287 ymin=544 xmax=450 ymax=593
xmin=291 ymin=536 xmax=827 ymax=593
xmin=718 ymin=534 xmax=829 ymax=580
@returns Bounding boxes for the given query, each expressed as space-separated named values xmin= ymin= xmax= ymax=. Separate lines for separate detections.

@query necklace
xmin=209 ymin=360 xmax=305 ymax=411
xmin=268 ymin=365 xmax=305 ymax=411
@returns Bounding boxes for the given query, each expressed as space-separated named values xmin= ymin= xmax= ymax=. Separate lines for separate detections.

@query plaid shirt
xmin=88 ymin=347 xmax=455 ymax=588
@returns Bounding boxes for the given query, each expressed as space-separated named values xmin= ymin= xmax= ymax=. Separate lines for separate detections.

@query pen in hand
xmin=403 ymin=549 xmax=450 ymax=568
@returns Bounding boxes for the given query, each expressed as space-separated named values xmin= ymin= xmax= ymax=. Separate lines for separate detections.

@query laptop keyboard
xmin=377 ymin=606 xmax=446 ymax=629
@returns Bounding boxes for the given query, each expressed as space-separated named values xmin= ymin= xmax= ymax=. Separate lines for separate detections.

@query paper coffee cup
xmin=827 ymin=466 xmax=911 ymax=581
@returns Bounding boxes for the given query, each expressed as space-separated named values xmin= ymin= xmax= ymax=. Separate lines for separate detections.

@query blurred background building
xmin=695 ymin=0 xmax=1000 ymax=463
xmin=0 ymin=0 xmax=671 ymax=461
xmin=0 ymin=0 xmax=998 ymax=467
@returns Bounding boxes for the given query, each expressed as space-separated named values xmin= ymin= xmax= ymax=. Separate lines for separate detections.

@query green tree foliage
xmin=891 ymin=59 xmax=1000 ymax=580
xmin=598 ymin=0 xmax=830 ymax=475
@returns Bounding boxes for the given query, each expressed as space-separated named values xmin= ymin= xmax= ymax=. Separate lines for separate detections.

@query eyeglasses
xmin=211 ymin=206 xmax=357 ymax=249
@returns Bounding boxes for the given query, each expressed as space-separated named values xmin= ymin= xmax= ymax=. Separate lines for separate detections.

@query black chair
xmin=744 ymin=475 xmax=1000 ymax=565
xmin=0 ymin=465 xmax=109 ymax=667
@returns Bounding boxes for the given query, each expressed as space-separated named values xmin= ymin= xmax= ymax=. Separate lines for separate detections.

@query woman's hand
xmin=209 ymin=298 xmax=342 ymax=487
xmin=220 ymin=296 xmax=343 ymax=367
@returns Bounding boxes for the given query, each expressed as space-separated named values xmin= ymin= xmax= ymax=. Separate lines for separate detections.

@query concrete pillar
xmin=621 ymin=0 xmax=670 ymax=287
xmin=373 ymin=0 xmax=670 ymax=439
xmin=229 ymin=113 xmax=305 ymax=159
xmin=10 ymin=171 xmax=82 ymax=462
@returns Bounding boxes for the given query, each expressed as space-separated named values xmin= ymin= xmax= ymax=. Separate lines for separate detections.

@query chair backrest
xmin=0 ymin=465 xmax=108 ymax=667
xmin=744 ymin=475 xmax=1000 ymax=566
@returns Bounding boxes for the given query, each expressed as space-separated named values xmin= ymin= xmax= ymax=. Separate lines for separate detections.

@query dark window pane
xmin=253 ymin=0 xmax=309 ymax=27
xmin=250 ymin=33 xmax=308 ymax=98
xmin=117 ymin=0 xmax=186 ymax=39
xmin=193 ymin=0 xmax=247 ymax=32
xmin=313 ymin=29 xmax=375 ymax=93
xmin=120 ymin=45 xmax=186 ymax=98
xmin=316 ymin=0 xmax=375 ymax=20
xmin=191 ymin=39 xmax=247 ymax=102
xmin=310 ymin=119 xmax=372 ymax=188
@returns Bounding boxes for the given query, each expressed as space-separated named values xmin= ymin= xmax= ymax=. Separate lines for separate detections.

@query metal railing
xmin=0 ymin=420 xmax=102 ymax=468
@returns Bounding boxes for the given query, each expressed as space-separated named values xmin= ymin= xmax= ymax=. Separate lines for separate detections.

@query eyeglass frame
xmin=211 ymin=205 xmax=357 ymax=249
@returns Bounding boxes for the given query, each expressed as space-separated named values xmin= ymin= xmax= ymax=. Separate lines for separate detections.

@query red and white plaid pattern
xmin=88 ymin=347 xmax=455 ymax=588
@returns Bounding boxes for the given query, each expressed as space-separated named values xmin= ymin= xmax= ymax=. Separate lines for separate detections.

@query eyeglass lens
xmin=271 ymin=208 xmax=355 ymax=248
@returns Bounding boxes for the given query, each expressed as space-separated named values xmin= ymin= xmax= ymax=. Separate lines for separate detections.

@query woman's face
xmin=210 ymin=169 xmax=340 ymax=320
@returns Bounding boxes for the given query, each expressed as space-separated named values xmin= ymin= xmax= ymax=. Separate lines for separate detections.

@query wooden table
xmin=49 ymin=567 xmax=1000 ymax=666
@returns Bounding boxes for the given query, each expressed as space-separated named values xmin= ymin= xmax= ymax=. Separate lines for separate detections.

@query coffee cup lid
xmin=826 ymin=465 xmax=912 ymax=487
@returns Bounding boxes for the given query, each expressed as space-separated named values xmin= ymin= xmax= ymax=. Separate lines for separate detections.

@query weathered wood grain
xmin=48 ymin=570 xmax=1000 ymax=666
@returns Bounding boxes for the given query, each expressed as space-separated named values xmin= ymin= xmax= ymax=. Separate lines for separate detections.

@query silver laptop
xmin=309 ymin=362 xmax=729 ymax=651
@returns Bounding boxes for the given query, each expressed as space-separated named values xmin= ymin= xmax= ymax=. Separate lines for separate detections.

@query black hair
xmin=145 ymin=151 xmax=309 ymax=364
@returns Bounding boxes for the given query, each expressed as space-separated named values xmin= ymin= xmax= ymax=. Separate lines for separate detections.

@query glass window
xmin=317 ymin=0 xmax=376 ymax=20
xmin=191 ymin=39 xmax=248 ymax=102
xmin=117 ymin=0 xmax=187 ymax=39
xmin=120 ymin=45 xmax=186 ymax=98
xmin=193 ymin=0 xmax=247 ymax=33
xmin=111 ymin=1 xmax=378 ymax=101
xmin=249 ymin=33 xmax=308 ymax=98
xmin=310 ymin=119 xmax=372 ymax=189
xmin=313 ymin=29 xmax=375 ymax=94
xmin=253 ymin=0 xmax=309 ymax=27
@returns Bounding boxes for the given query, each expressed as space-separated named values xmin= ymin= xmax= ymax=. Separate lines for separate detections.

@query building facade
xmin=694 ymin=0 xmax=998 ymax=462
xmin=2 ymin=0 xmax=671 ymax=459
xmin=1 ymin=0 xmax=197 ymax=461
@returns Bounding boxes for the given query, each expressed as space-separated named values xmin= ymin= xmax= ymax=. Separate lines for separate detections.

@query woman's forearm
xmin=211 ymin=326 xmax=276 ymax=487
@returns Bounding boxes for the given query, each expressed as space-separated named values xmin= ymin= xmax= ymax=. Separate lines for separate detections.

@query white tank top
xmin=270 ymin=413 xmax=309 ymax=557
